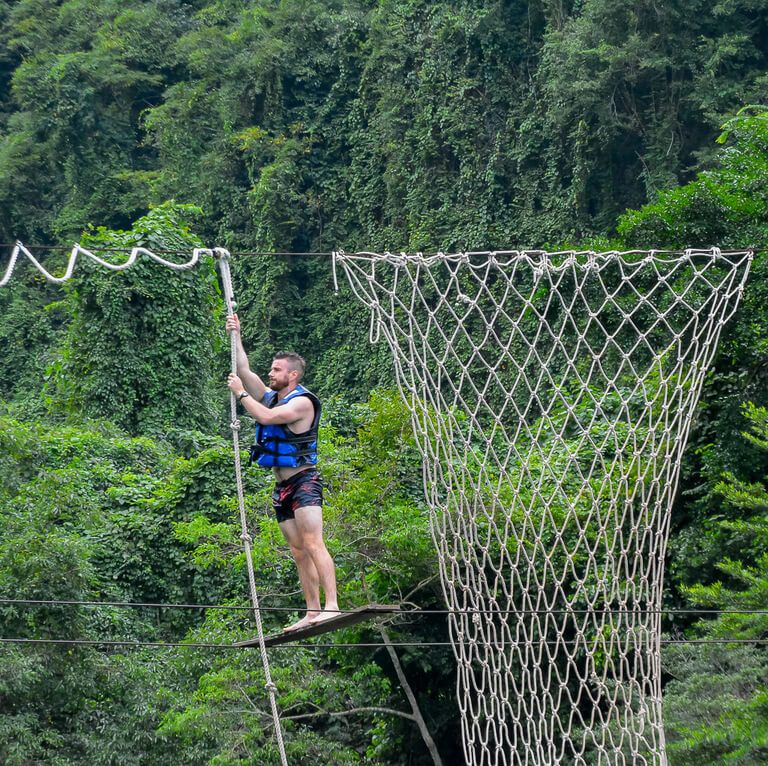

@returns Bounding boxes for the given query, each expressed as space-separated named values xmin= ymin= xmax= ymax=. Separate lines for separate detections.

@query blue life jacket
xmin=249 ymin=385 xmax=321 ymax=469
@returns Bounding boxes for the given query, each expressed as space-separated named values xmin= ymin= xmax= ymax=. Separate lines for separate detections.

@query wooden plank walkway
xmin=234 ymin=604 xmax=401 ymax=648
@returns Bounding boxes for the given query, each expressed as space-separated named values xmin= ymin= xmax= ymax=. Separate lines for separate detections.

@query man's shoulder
xmin=284 ymin=387 xmax=321 ymax=418
xmin=288 ymin=385 xmax=320 ymax=402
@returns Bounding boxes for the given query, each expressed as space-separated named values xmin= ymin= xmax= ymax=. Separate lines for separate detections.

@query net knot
xmin=265 ymin=681 xmax=278 ymax=694
xmin=240 ymin=532 xmax=252 ymax=543
xmin=230 ymin=419 xmax=241 ymax=431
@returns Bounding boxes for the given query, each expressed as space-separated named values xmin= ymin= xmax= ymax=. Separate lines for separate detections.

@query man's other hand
xmin=226 ymin=313 xmax=240 ymax=333
xmin=227 ymin=373 xmax=245 ymax=394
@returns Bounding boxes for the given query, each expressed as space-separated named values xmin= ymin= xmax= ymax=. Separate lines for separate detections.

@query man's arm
xmin=226 ymin=314 xmax=267 ymax=400
xmin=228 ymin=374 xmax=313 ymax=426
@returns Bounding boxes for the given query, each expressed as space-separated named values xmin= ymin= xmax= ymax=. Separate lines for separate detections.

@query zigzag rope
xmin=1 ymin=241 xmax=207 ymax=287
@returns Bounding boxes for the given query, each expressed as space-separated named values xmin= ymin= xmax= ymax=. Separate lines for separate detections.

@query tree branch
xmin=379 ymin=625 xmax=444 ymax=766
xmin=283 ymin=706 xmax=416 ymax=723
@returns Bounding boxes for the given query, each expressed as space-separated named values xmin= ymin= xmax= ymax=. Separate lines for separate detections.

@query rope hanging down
xmin=214 ymin=249 xmax=289 ymax=766
xmin=335 ymin=248 xmax=753 ymax=766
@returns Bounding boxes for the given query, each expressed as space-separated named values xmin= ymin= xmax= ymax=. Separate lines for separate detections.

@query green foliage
xmin=618 ymin=106 xmax=768 ymax=248
xmin=0 ymin=390 xmax=458 ymax=765
xmin=534 ymin=1 xmax=768 ymax=237
xmin=4 ymin=0 xmax=767 ymax=405
xmin=0 ymin=0 xmax=194 ymax=241
xmin=4 ymin=0 xmax=767 ymax=249
xmin=614 ymin=108 xmax=768 ymax=597
xmin=663 ymin=403 xmax=768 ymax=765
xmin=48 ymin=203 xmax=224 ymax=436
xmin=0 ymin=415 xmax=182 ymax=764
xmin=678 ymin=405 xmax=768 ymax=636
xmin=2 ymin=1 xmax=768 ymax=762
xmin=157 ymin=632 xmax=391 ymax=765
xmin=0 ymin=276 xmax=70 ymax=415
xmin=663 ymin=644 xmax=768 ymax=766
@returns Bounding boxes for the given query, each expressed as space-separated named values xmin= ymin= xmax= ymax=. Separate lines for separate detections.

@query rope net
xmin=335 ymin=249 xmax=752 ymax=766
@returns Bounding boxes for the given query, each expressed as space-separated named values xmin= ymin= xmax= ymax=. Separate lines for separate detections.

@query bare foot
xmin=309 ymin=609 xmax=342 ymax=626
xmin=283 ymin=613 xmax=319 ymax=632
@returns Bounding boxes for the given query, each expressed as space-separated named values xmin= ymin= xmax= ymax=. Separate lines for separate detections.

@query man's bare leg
xmin=279 ymin=518 xmax=322 ymax=631
xmin=294 ymin=505 xmax=339 ymax=624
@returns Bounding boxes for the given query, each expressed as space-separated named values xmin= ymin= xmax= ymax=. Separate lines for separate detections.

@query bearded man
xmin=226 ymin=314 xmax=339 ymax=631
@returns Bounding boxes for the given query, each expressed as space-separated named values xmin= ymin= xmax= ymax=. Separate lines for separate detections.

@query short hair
xmin=273 ymin=351 xmax=306 ymax=381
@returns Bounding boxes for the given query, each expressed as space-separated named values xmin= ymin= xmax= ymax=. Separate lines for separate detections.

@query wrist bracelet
xmin=237 ymin=391 xmax=250 ymax=402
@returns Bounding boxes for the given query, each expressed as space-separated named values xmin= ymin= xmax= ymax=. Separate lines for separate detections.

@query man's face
xmin=268 ymin=358 xmax=294 ymax=390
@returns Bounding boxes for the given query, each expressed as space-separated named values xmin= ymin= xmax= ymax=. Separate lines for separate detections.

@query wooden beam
xmin=234 ymin=604 xmax=401 ymax=648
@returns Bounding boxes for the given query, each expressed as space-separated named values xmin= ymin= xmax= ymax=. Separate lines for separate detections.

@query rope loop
xmin=369 ymin=308 xmax=381 ymax=344
xmin=332 ymin=250 xmax=340 ymax=293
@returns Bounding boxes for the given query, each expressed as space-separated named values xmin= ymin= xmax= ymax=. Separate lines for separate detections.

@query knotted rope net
xmin=335 ymin=249 xmax=752 ymax=766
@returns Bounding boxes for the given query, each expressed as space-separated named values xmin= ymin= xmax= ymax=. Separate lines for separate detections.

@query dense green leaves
xmin=0 ymin=0 xmax=193 ymax=240
xmin=663 ymin=404 xmax=768 ymax=764
xmin=1 ymin=1 xmax=768 ymax=763
xmin=618 ymin=105 xmax=768 ymax=248
xmin=0 ymin=391 xmax=457 ymax=764
xmin=46 ymin=203 xmax=224 ymax=435
xmin=4 ymin=0 xmax=767 ymax=249
xmin=663 ymin=644 xmax=768 ymax=766
xmin=3 ymin=0 xmax=767 ymax=407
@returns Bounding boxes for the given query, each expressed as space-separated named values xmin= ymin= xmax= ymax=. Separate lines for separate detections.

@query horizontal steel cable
xmin=0 ymin=637 xmax=765 ymax=649
xmin=1 ymin=597 xmax=765 ymax=616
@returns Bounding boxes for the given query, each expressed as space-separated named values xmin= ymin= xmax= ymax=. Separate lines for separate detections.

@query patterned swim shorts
xmin=271 ymin=469 xmax=323 ymax=523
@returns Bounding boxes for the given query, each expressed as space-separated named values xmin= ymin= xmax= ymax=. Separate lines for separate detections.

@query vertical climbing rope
xmin=214 ymin=248 xmax=289 ymax=766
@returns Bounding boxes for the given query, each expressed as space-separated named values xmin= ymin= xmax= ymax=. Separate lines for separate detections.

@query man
xmin=226 ymin=313 xmax=339 ymax=631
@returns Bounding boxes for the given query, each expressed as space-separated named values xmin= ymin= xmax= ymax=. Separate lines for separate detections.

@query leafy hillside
xmin=1 ymin=1 xmax=768 ymax=764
